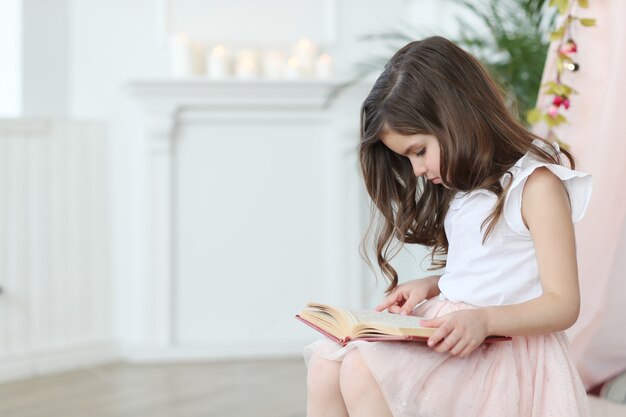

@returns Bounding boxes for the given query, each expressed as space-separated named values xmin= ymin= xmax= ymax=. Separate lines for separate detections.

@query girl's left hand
xmin=420 ymin=309 xmax=489 ymax=358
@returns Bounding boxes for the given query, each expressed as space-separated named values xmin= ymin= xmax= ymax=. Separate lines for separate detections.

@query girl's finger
xmin=400 ymin=294 xmax=422 ymax=315
xmin=458 ymin=343 xmax=479 ymax=358
xmin=375 ymin=296 xmax=395 ymax=311
xmin=448 ymin=335 xmax=468 ymax=356
xmin=388 ymin=305 xmax=403 ymax=314
xmin=375 ymin=290 xmax=405 ymax=312
xmin=420 ymin=316 xmax=444 ymax=328
xmin=434 ymin=329 xmax=462 ymax=354
xmin=427 ymin=322 xmax=452 ymax=348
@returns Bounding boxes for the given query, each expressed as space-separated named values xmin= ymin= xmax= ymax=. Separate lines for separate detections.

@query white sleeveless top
xmin=437 ymin=139 xmax=593 ymax=306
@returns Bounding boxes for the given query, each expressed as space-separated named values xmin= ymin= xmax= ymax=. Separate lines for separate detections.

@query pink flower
xmin=560 ymin=39 xmax=578 ymax=54
xmin=548 ymin=105 xmax=560 ymax=118
xmin=563 ymin=99 xmax=570 ymax=109
xmin=552 ymin=96 xmax=565 ymax=106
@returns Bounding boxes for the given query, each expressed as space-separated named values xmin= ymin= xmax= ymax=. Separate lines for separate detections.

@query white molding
xmin=122 ymin=339 xmax=314 ymax=363
xmin=0 ymin=118 xmax=51 ymax=133
xmin=126 ymin=79 xmax=344 ymax=110
xmin=0 ymin=340 xmax=120 ymax=383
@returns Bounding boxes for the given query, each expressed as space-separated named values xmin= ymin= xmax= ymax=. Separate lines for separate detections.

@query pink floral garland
xmin=527 ymin=0 xmax=596 ymax=147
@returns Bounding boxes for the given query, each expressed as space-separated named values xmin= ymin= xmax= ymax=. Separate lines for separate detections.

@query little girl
xmin=304 ymin=36 xmax=593 ymax=417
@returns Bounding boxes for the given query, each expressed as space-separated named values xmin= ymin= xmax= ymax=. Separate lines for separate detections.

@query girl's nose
xmin=410 ymin=160 xmax=426 ymax=177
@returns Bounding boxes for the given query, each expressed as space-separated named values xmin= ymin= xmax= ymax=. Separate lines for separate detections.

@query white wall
xmin=21 ymin=0 xmax=70 ymax=117
xmin=0 ymin=0 xmax=22 ymax=116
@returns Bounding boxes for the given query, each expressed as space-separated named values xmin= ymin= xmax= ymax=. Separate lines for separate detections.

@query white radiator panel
xmin=0 ymin=119 xmax=116 ymax=381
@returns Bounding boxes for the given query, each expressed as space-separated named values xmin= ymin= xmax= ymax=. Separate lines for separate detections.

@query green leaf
xmin=543 ymin=85 xmax=557 ymax=95
xmin=550 ymin=27 xmax=565 ymax=41
xmin=544 ymin=113 xmax=567 ymax=127
xmin=527 ymin=107 xmax=543 ymax=124
xmin=578 ymin=0 xmax=589 ymax=8
xmin=558 ymin=52 xmax=573 ymax=63
xmin=544 ymin=83 xmax=576 ymax=96
xmin=556 ymin=58 xmax=564 ymax=75
xmin=580 ymin=18 xmax=597 ymax=27
xmin=554 ymin=84 xmax=568 ymax=96
xmin=544 ymin=114 xmax=557 ymax=128
xmin=561 ymin=84 xmax=578 ymax=95
xmin=543 ymin=81 xmax=566 ymax=95
xmin=556 ymin=0 xmax=569 ymax=14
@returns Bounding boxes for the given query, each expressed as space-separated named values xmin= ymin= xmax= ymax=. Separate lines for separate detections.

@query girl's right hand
xmin=375 ymin=275 xmax=441 ymax=315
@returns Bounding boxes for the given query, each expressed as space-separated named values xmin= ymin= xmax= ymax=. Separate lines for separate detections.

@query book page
xmin=303 ymin=302 xmax=434 ymax=339
xmin=346 ymin=308 xmax=427 ymax=329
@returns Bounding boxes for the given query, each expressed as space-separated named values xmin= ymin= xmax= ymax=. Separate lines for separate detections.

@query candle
xmin=285 ymin=56 xmax=301 ymax=80
xmin=234 ymin=49 xmax=259 ymax=79
xmin=207 ymin=45 xmax=230 ymax=79
xmin=316 ymin=53 xmax=333 ymax=79
xmin=293 ymin=38 xmax=317 ymax=77
xmin=170 ymin=33 xmax=194 ymax=77
xmin=191 ymin=41 xmax=206 ymax=75
xmin=262 ymin=50 xmax=286 ymax=79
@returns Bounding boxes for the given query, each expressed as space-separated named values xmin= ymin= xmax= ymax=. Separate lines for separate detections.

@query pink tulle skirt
xmin=303 ymin=297 xmax=591 ymax=417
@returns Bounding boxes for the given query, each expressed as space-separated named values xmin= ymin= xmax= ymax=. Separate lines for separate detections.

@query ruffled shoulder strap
xmin=502 ymin=139 xmax=593 ymax=236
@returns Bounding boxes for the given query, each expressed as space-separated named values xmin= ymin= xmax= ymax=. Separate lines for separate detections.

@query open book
xmin=296 ymin=302 xmax=511 ymax=346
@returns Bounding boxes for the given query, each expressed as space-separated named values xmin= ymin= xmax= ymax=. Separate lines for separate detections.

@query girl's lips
xmin=432 ymin=177 xmax=441 ymax=184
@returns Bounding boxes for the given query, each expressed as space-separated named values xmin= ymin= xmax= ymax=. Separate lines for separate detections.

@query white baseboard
xmin=0 ymin=340 xmax=121 ymax=383
xmin=121 ymin=338 xmax=316 ymax=363
xmin=0 ymin=338 xmax=318 ymax=380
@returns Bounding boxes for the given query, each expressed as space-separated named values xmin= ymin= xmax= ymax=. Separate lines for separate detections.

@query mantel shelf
xmin=125 ymin=78 xmax=374 ymax=111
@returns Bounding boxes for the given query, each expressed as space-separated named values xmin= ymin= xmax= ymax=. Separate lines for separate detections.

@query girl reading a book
xmin=303 ymin=36 xmax=592 ymax=417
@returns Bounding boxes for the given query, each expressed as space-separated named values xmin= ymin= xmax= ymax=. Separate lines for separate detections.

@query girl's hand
xmin=420 ymin=309 xmax=489 ymax=358
xmin=375 ymin=275 xmax=441 ymax=315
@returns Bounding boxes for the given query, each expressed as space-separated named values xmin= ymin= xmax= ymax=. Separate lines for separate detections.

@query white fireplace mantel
xmin=124 ymin=79 xmax=371 ymax=361
xmin=127 ymin=79 xmax=344 ymax=110
xmin=126 ymin=79 xmax=352 ymax=151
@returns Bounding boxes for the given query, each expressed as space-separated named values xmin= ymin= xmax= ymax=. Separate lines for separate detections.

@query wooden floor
xmin=1 ymin=358 xmax=625 ymax=417
xmin=0 ymin=358 xmax=307 ymax=417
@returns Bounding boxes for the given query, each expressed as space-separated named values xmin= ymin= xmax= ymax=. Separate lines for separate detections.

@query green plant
xmin=331 ymin=0 xmax=556 ymax=125
xmin=452 ymin=0 xmax=556 ymax=122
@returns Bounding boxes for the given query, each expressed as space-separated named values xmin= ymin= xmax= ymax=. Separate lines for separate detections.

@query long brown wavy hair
xmin=359 ymin=36 xmax=576 ymax=294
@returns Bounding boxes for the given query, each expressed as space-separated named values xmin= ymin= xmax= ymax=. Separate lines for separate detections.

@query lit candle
xmin=234 ymin=49 xmax=259 ymax=79
xmin=262 ymin=50 xmax=286 ymax=79
xmin=285 ymin=56 xmax=301 ymax=79
xmin=316 ymin=53 xmax=333 ymax=79
xmin=191 ymin=41 xmax=206 ymax=75
xmin=293 ymin=38 xmax=317 ymax=77
xmin=170 ymin=33 xmax=194 ymax=77
xmin=207 ymin=45 xmax=230 ymax=79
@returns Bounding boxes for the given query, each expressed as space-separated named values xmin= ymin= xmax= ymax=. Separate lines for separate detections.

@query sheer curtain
xmin=535 ymin=0 xmax=626 ymax=389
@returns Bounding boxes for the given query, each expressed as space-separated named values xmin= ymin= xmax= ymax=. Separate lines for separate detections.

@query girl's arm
xmin=483 ymin=166 xmax=581 ymax=335
xmin=421 ymin=167 xmax=581 ymax=356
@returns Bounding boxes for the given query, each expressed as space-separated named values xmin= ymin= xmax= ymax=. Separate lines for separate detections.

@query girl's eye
xmin=415 ymin=148 xmax=426 ymax=156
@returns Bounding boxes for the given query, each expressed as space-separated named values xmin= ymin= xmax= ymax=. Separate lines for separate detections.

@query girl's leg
xmin=306 ymin=353 xmax=349 ymax=417
xmin=339 ymin=350 xmax=394 ymax=417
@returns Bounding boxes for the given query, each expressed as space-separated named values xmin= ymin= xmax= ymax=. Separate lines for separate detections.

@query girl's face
xmin=381 ymin=131 xmax=444 ymax=186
